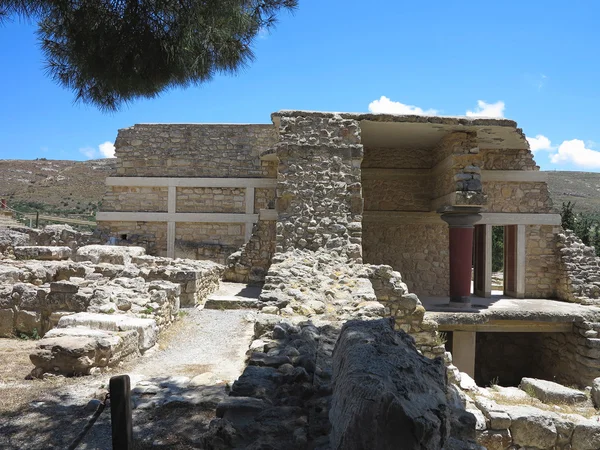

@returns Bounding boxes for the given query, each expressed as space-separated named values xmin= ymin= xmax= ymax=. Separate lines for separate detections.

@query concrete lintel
xmin=439 ymin=320 xmax=573 ymax=333
xmin=481 ymin=170 xmax=548 ymax=183
xmin=168 ymin=186 xmax=176 ymax=214
xmin=362 ymin=211 xmax=444 ymax=225
xmin=167 ymin=221 xmax=175 ymax=258
xmin=478 ymin=213 xmax=561 ymax=226
xmin=97 ymin=212 xmax=259 ymax=223
xmin=245 ymin=187 xmax=255 ymax=215
xmin=105 ymin=177 xmax=277 ymax=188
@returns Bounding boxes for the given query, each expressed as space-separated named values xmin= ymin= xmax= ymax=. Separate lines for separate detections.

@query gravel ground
xmin=0 ymin=303 xmax=257 ymax=449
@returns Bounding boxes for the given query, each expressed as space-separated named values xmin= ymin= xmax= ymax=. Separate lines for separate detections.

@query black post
xmin=109 ymin=375 xmax=133 ymax=450
xmin=35 ymin=211 xmax=39 ymax=228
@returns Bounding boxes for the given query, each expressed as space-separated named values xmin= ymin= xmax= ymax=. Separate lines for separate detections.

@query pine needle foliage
xmin=0 ymin=0 xmax=297 ymax=111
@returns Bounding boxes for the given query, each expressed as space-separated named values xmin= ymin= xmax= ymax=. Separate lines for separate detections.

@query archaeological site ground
xmin=2 ymin=110 xmax=600 ymax=449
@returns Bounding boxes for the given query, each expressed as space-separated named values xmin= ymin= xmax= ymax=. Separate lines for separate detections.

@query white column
xmin=452 ymin=331 xmax=476 ymax=378
xmin=168 ymin=186 xmax=176 ymax=213
xmin=516 ymin=224 xmax=526 ymax=298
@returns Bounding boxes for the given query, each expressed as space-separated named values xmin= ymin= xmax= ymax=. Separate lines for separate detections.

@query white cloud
xmin=550 ymin=139 xmax=600 ymax=168
xmin=79 ymin=141 xmax=116 ymax=159
xmin=465 ymin=100 xmax=505 ymax=118
xmin=527 ymin=134 xmax=553 ymax=152
xmin=368 ymin=96 xmax=438 ymax=116
xmin=99 ymin=141 xmax=116 ymax=158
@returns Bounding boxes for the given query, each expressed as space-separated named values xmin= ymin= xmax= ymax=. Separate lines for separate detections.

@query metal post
xmin=109 ymin=375 xmax=133 ymax=450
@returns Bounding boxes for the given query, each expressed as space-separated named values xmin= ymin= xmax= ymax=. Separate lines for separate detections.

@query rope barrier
xmin=66 ymin=393 xmax=110 ymax=450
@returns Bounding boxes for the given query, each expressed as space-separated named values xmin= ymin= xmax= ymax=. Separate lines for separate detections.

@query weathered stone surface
xmin=506 ymin=405 xmax=558 ymax=448
xmin=329 ymin=318 xmax=469 ymax=450
xmin=520 ymin=377 xmax=588 ymax=405
xmin=571 ymin=420 xmax=600 ymax=450
xmin=476 ymin=429 xmax=512 ymax=450
xmin=15 ymin=310 xmax=41 ymax=335
xmin=14 ymin=246 xmax=72 ymax=261
xmin=75 ymin=245 xmax=146 ymax=265
xmin=57 ymin=312 xmax=158 ymax=351
xmin=0 ymin=308 xmax=14 ymax=337
xmin=592 ymin=377 xmax=600 ymax=408
xmin=30 ymin=327 xmax=139 ymax=375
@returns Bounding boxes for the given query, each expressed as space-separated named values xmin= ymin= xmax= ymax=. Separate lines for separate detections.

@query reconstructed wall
xmin=526 ymin=225 xmax=561 ymax=298
xmin=483 ymin=182 xmax=554 ymax=213
xmin=175 ymin=223 xmax=246 ymax=263
xmin=362 ymin=177 xmax=431 ymax=211
xmin=480 ymin=148 xmax=538 ymax=171
xmin=361 ymin=147 xmax=432 ymax=169
xmin=97 ymin=221 xmax=167 ymax=256
xmin=556 ymin=230 xmax=600 ymax=302
xmin=362 ymin=223 xmax=449 ymax=297
xmin=102 ymin=186 xmax=169 ymax=212
xmin=175 ymin=187 xmax=245 ymax=213
xmin=224 ymin=220 xmax=276 ymax=283
xmin=113 ymin=124 xmax=277 ymax=178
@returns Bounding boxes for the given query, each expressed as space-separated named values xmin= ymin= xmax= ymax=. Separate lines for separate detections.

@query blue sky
xmin=1 ymin=1 xmax=599 ymax=170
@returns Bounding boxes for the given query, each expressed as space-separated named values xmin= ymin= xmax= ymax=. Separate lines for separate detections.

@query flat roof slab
xmin=422 ymin=295 xmax=600 ymax=332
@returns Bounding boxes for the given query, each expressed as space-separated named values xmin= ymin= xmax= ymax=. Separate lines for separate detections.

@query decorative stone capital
xmin=438 ymin=206 xmax=482 ymax=228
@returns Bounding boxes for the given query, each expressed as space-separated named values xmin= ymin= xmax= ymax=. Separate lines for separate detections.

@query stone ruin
xmin=3 ymin=111 xmax=600 ymax=448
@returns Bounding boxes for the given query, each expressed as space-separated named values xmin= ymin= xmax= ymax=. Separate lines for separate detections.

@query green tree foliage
xmin=560 ymin=201 xmax=600 ymax=256
xmin=492 ymin=226 xmax=504 ymax=272
xmin=0 ymin=0 xmax=297 ymax=111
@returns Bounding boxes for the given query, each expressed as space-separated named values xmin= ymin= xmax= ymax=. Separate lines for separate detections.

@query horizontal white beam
xmin=361 ymin=168 xmax=429 ymax=180
xmin=363 ymin=211 xmax=561 ymax=226
xmin=259 ymin=209 xmax=278 ymax=220
xmin=105 ymin=177 xmax=277 ymax=188
xmin=97 ymin=211 xmax=259 ymax=223
xmin=481 ymin=170 xmax=548 ymax=182
xmin=479 ymin=213 xmax=561 ymax=226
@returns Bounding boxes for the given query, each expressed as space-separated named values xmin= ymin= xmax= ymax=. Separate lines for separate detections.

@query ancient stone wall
xmin=362 ymin=222 xmax=449 ymax=297
xmin=526 ymin=225 xmax=561 ymax=298
xmin=480 ymin=148 xmax=538 ymax=170
xmin=176 ymin=187 xmax=245 ymax=213
xmin=113 ymin=124 xmax=277 ymax=177
xmin=274 ymin=113 xmax=363 ymax=260
xmin=362 ymin=177 xmax=431 ymax=211
xmin=97 ymin=221 xmax=167 ymax=256
xmin=174 ymin=222 xmax=246 ymax=263
xmin=224 ymin=220 xmax=276 ymax=283
xmin=484 ymin=182 xmax=554 ymax=213
xmin=556 ymin=230 xmax=600 ymax=303
xmin=361 ymin=147 xmax=432 ymax=169
xmin=101 ymin=186 xmax=169 ymax=212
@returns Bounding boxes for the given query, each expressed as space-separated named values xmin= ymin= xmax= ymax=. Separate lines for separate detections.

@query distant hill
xmin=0 ymin=158 xmax=116 ymax=220
xmin=0 ymin=159 xmax=598 ymax=220
xmin=545 ymin=171 xmax=600 ymax=214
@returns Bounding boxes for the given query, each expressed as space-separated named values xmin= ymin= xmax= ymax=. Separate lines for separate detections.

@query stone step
xmin=57 ymin=312 xmax=158 ymax=351
xmin=519 ymin=377 xmax=588 ymax=405
xmin=204 ymin=297 xmax=260 ymax=310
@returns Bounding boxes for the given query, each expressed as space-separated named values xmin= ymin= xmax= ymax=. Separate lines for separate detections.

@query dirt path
xmin=0 ymin=297 xmax=258 ymax=449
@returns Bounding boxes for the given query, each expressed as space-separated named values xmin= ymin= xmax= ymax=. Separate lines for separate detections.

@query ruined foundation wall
xmin=175 ymin=223 xmax=247 ymax=263
xmin=362 ymin=222 xmax=449 ymax=297
xmin=557 ymin=230 xmax=600 ymax=303
xmin=96 ymin=221 xmax=167 ymax=256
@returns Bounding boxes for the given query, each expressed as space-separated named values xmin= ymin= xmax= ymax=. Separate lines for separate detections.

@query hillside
xmin=0 ymin=158 xmax=116 ymax=219
xmin=545 ymin=171 xmax=600 ymax=213
xmin=0 ymin=159 xmax=599 ymax=218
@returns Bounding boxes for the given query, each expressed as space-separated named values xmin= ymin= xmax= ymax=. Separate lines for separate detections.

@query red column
xmin=0 ymin=199 xmax=6 ymax=209
xmin=441 ymin=210 xmax=482 ymax=308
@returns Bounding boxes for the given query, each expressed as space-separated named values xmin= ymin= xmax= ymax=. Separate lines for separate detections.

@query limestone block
xmin=0 ymin=309 xmax=14 ymax=337
xmin=15 ymin=310 xmax=41 ymax=335
xmin=14 ymin=246 xmax=71 ymax=261
xmin=476 ymin=430 xmax=512 ymax=450
xmin=75 ymin=245 xmax=146 ymax=265
xmin=571 ymin=420 xmax=600 ymax=450
xmin=50 ymin=281 xmax=79 ymax=293
xmin=30 ymin=327 xmax=139 ymax=376
xmin=506 ymin=405 xmax=557 ymax=448
xmin=57 ymin=312 xmax=158 ymax=351
xmin=592 ymin=377 xmax=600 ymax=408
xmin=520 ymin=377 xmax=588 ymax=405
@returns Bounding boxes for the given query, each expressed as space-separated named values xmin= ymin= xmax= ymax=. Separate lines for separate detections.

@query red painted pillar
xmin=0 ymin=199 xmax=6 ymax=209
xmin=441 ymin=210 xmax=482 ymax=308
